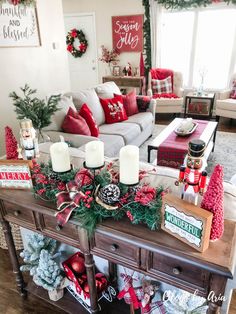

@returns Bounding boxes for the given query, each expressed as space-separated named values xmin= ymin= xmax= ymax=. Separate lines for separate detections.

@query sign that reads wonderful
xmin=161 ymin=194 xmax=213 ymax=252
xmin=0 ymin=3 xmax=40 ymax=47
xmin=0 ymin=160 xmax=32 ymax=189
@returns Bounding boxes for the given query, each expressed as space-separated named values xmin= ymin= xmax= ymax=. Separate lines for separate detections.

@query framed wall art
xmin=0 ymin=2 xmax=41 ymax=47
xmin=112 ymin=14 xmax=143 ymax=52
xmin=0 ymin=160 xmax=32 ymax=189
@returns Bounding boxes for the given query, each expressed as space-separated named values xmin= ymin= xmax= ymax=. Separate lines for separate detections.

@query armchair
xmin=216 ymin=73 xmax=236 ymax=121
xmin=147 ymin=68 xmax=184 ymax=114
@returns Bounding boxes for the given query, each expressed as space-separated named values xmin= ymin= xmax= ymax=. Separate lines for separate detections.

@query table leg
xmin=0 ymin=219 xmax=26 ymax=297
xmin=147 ymin=146 xmax=152 ymax=163
xmin=84 ymin=252 xmax=99 ymax=313
xmin=207 ymin=274 xmax=227 ymax=314
xmin=212 ymin=127 xmax=217 ymax=152
xmin=108 ymin=261 xmax=117 ymax=288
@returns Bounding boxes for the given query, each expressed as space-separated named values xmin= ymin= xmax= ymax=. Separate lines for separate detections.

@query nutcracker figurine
xmin=19 ymin=118 xmax=39 ymax=160
xmin=175 ymin=139 xmax=207 ymax=205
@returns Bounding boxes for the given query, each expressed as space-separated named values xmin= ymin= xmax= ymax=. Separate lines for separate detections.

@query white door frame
xmin=64 ymin=12 xmax=99 ymax=85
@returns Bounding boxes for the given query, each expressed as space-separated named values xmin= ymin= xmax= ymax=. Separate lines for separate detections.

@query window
xmin=159 ymin=6 xmax=236 ymax=89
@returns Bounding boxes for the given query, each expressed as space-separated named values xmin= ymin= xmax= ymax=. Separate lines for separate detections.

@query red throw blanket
xmin=150 ymin=68 xmax=174 ymax=89
xmin=157 ymin=120 xmax=209 ymax=169
xmin=153 ymin=93 xmax=179 ymax=99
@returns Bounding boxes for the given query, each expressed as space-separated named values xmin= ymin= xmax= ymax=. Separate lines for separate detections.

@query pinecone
xmin=98 ymin=184 xmax=120 ymax=205
xmin=48 ymin=171 xmax=60 ymax=181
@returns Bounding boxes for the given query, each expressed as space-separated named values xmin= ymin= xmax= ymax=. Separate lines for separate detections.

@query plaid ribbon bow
xmin=55 ymin=180 xmax=85 ymax=228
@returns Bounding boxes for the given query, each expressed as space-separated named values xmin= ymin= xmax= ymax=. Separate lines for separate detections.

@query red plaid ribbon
xmin=55 ymin=180 xmax=85 ymax=227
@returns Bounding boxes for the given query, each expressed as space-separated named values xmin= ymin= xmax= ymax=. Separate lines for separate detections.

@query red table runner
xmin=157 ymin=120 xmax=208 ymax=169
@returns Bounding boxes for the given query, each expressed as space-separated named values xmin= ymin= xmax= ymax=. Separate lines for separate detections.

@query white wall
xmin=0 ymin=0 xmax=70 ymax=156
xmin=62 ymin=0 xmax=144 ymax=81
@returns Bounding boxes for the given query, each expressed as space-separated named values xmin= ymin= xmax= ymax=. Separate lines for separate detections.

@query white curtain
xmin=149 ymin=0 xmax=163 ymax=68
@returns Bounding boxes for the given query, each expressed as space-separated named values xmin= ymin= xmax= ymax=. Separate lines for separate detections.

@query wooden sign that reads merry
xmin=161 ymin=194 xmax=213 ymax=252
xmin=0 ymin=160 xmax=32 ymax=189
xmin=0 ymin=2 xmax=40 ymax=47
xmin=112 ymin=15 xmax=143 ymax=52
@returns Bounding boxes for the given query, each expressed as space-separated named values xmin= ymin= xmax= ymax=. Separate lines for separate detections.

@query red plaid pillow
xmin=152 ymin=76 xmax=172 ymax=94
xmin=62 ymin=107 xmax=91 ymax=135
xmin=230 ymin=80 xmax=236 ymax=99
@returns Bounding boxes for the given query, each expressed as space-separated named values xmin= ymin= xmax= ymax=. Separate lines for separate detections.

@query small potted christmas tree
xmin=34 ymin=249 xmax=66 ymax=301
xmin=5 ymin=126 xmax=18 ymax=160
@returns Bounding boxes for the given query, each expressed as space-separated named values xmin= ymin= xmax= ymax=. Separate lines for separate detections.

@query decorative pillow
xmin=136 ymin=95 xmax=152 ymax=112
xmin=62 ymin=108 xmax=91 ymax=135
xmin=230 ymin=80 xmax=236 ymax=99
xmin=79 ymin=103 xmax=99 ymax=137
xmin=151 ymin=76 xmax=172 ymax=94
xmin=100 ymin=95 xmax=128 ymax=124
xmin=95 ymin=81 xmax=121 ymax=99
xmin=114 ymin=90 xmax=138 ymax=117
xmin=43 ymin=96 xmax=77 ymax=131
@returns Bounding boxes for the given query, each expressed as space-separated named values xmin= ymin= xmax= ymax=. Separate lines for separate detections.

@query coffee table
xmin=147 ymin=118 xmax=218 ymax=163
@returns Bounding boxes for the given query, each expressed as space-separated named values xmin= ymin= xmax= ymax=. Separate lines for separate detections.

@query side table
xmin=102 ymin=75 xmax=145 ymax=94
xmin=184 ymin=93 xmax=215 ymax=119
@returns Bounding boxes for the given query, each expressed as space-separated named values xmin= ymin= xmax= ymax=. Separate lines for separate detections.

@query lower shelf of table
xmin=26 ymin=280 xmax=130 ymax=314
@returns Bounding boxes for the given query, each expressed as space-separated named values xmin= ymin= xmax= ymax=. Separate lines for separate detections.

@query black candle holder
xmin=52 ymin=164 xmax=74 ymax=175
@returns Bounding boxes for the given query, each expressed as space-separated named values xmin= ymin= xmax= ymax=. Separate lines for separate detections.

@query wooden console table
xmin=102 ymin=75 xmax=145 ymax=94
xmin=0 ymin=189 xmax=236 ymax=314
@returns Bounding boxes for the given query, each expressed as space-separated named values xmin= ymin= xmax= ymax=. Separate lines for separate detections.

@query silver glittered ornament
xmin=98 ymin=184 xmax=120 ymax=205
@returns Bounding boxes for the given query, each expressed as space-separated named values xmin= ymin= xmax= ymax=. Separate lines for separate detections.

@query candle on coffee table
xmin=50 ymin=142 xmax=71 ymax=172
xmin=85 ymin=141 xmax=104 ymax=168
xmin=119 ymin=145 xmax=139 ymax=185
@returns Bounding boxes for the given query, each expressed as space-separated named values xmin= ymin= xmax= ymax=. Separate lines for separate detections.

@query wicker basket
xmin=0 ymin=223 xmax=23 ymax=250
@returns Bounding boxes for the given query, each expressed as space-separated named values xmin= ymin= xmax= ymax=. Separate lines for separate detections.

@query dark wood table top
xmin=1 ymin=188 xmax=235 ymax=278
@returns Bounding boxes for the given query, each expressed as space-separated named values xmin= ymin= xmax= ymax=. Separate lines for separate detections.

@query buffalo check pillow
xmin=152 ymin=76 xmax=172 ymax=94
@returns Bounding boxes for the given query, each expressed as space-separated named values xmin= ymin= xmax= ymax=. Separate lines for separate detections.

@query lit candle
xmin=50 ymin=142 xmax=71 ymax=172
xmin=119 ymin=145 xmax=139 ymax=185
xmin=85 ymin=141 xmax=104 ymax=168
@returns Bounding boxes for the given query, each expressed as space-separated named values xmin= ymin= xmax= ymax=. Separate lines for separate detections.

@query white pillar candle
xmin=119 ymin=145 xmax=139 ymax=185
xmin=85 ymin=141 xmax=104 ymax=168
xmin=50 ymin=142 xmax=71 ymax=172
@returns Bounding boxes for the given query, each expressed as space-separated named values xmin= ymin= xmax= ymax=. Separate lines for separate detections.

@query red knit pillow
xmin=62 ymin=108 xmax=91 ymax=135
xmin=114 ymin=90 xmax=138 ymax=116
xmin=100 ymin=96 xmax=128 ymax=124
xmin=79 ymin=104 xmax=99 ymax=137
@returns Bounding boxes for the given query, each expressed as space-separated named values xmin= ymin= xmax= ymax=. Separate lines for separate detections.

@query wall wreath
xmin=66 ymin=28 xmax=88 ymax=58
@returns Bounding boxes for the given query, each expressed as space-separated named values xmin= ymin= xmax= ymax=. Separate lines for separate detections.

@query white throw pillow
xmin=43 ymin=96 xmax=76 ymax=131
xmin=95 ymin=81 xmax=121 ymax=99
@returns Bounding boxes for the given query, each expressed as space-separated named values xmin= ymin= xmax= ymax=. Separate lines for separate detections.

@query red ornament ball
xmin=71 ymin=257 xmax=85 ymax=274
xmin=75 ymin=169 xmax=93 ymax=188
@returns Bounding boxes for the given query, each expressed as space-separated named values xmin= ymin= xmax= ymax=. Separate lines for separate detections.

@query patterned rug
xmin=139 ymin=124 xmax=236 ymax=181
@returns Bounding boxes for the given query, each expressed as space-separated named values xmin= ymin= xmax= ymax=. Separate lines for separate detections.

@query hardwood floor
xmin=0 ymin=247 xmax=236 ymax=313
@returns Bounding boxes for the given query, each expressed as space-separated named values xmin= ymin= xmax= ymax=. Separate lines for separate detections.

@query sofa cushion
xmin=100 ymin=96 xmax=128 ymax=124
xmin=99 ymin=122 xmax=141 ymax=144
xmin=123 ymin=112 xmax=153 ymax=131
xmin=62 ymin=109 xmax=91 ymax=135
xmin=216 ymin=99 xmax=236 ymax=111
xmin=44 ymin=96 xmax=76 ymax=131
xmin=98 ymin=134 xmax=125 ymax=157
xmin=95 ymin=81 xmax=121 ymax=99
xmin=68 ymin=89 xmax=105 ymax=126
xmin=79 ymin=104 xmax=99 ymax=137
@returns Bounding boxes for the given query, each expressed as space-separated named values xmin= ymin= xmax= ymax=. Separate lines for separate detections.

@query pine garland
xmin=32 ymin=161 xmax=165 ymax=236
xmin=142 ymin=0 xmax=236 ymax=71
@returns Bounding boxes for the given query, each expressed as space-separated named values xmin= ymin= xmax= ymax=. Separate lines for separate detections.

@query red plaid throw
xmin=151 ymin=76 xmax=172 ymax=94
xmin=157 ymin=120 xmax=208 ymax=169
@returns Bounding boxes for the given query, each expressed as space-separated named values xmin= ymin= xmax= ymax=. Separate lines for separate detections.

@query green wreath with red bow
xmin=66 ymin=28 xmax=88 ymax=58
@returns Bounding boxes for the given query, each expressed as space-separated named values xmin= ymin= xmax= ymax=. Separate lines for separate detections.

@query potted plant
xmin=9 ymin=84 xmax=61 ymax=141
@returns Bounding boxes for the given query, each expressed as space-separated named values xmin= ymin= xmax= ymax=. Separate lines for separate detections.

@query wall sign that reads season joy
xmin=112 ymin=14 xmax=143 ymax=52
xmin=0 ymin=2 xmax=40 ymax=47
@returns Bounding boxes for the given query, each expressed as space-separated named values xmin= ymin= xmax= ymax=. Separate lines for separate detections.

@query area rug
xmin=139 ymin=124 xmax=236 ymax=181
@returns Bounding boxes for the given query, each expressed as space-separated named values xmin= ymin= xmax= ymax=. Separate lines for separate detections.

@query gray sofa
xmin=43 ymin=82 xmax=156 ymax=158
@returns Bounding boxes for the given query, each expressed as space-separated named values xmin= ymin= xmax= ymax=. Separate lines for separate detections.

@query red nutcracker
xmin=175 ymin=139 xmax=207 ymax=205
